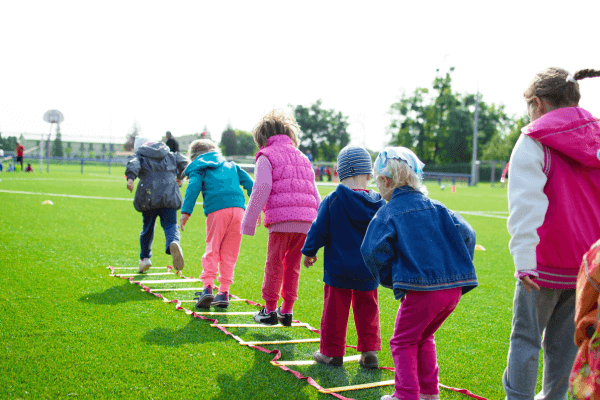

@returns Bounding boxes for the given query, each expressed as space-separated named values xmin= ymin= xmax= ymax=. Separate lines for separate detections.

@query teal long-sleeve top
xmin=181 ymin=152 xmax=254 ymax=216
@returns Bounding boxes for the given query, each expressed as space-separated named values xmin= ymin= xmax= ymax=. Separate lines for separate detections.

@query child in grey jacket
xmin=125 ymin=138 xmax=188 ymax=273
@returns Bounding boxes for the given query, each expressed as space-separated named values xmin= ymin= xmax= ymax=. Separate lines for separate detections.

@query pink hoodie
xmin=523 ymin=107 xmax=600 ymax=288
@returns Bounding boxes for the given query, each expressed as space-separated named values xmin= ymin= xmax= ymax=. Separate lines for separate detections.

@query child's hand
xmin=126 ymin=179 xmax=134 ymax=192
xmin=176 ymin=178 xmax=182 ymax=187
xmin=180 ymin=214 xmax=190 ymax=232
xmin=303 ymin=256 xmax=317 ymax=268
xmin=522 ymin=276 xmax=540 ymax=292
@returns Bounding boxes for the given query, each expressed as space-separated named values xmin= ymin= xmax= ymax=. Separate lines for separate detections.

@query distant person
xmin=362 ymin=146 xmax=477 ymax=400
xmin=0 ymin=145 xmax=3 ymax=172
xmin=25 ymin=163 xmax=33 ymax=172
xmin=126 ymin=137 xmax=188 ymax=274
xmin=16 ymin=141 xmax=24 ymax=171
xmin=241 ymin=110 xmax=320 ymax=326
xmin=570 ymin=238 xmax=600 ymax=399
xmin=306 ymin=150 xmax=313 ymax=162
xmin=179 ymin=139 xmax=254 ymax=309
xmin=165 ymin=131 xmax=180 ymax=153
xmin=302 ymin=145 xmax=386 ymax=369
xmin=8 ymin=162 xmax=15 ymax=172
xmin=503 ymin=67 xmax=600 ymax=400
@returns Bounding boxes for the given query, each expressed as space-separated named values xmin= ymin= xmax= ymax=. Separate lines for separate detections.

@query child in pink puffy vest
xmin=241 ymin=110 xmax=321 ymax=326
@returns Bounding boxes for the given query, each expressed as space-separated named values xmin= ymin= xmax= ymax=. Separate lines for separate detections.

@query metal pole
xmin=40 ymin=132 xmax=45 ymax=173
xmin=46 ymin=131 xmax=51 ymax=173
xmin=470 ymin=92 xmax=479 ymax=185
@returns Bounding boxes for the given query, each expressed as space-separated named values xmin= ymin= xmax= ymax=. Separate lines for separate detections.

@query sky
xmin=1 ymin=1 xmax=599 ymax=151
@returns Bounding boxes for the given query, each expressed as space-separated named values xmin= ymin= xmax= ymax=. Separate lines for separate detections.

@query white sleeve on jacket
xmin=507 ymin=134 xmax=549 ymax=272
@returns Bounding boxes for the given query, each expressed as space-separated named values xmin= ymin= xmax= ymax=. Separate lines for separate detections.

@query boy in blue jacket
xmin=302 ymin=145 xmax=386 ymax=369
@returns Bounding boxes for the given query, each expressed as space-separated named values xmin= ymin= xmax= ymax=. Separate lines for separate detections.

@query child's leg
xmin=215 ymin=208 xmax=244 ymax=293
xmin=502 ymin=283 xmax=574 ymax=400
xmin=416 ymin=288 xmax=461 ymax=396
xmin=140 ymin=209 xmax=159 ymax=259
xmin=280 ymin=232 xmax=306 ymax=314
xmin=352 ymin=288 xmax=381 ymax=353
xmin=320 ymin=284 xmax=352 ymax=358
xmin=262 ymin=232 xmax=288 ymax=312
xmin=538 ymin=289 xmax=577 ymax=400
xmin=389 ymin=288 xmax=461 ymax=400
xmin=158 ymin=208 xmax=180 ymax=251
xmin=201 ymin=209 xmax=229 ymax=288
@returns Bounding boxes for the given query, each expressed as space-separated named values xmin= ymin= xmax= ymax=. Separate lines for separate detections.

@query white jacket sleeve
xmin=507 ymin=134 xmax=549 ymax=272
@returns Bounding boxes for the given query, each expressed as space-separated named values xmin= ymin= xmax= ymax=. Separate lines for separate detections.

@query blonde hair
xmin=188 ymin=139 xmax=218 ymax=161
xmin=252 ymin=109 xmax=300 ymax=148
xmin=524 ymin=67 xmax=600 ymax=108
xmin=374 ymin=158 xmax=428 ymax=195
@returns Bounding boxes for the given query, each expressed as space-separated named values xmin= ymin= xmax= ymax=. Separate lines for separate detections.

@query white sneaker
xmin=419 ymin=394 xmax=440 ymax=400
xmin=380 ymin=395 xmax=400 ymax=400
xmin=169 ymin=242 xmax=184 ymax=271
xmin=138 ymin=258 xmax=152 ymax=273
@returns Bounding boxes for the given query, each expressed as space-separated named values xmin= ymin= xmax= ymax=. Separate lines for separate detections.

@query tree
xmin=235 ymin=130 xmax=256 ymax=156
xmin=481 ymin=114 xmax=528 ymax=161
xmin=124 ymin=121 xmax=141 ymax=151
xmin=291 ymin=99 xmax=351 ymax=162
xmin=52 ymin=125 xmax=64 ymax=157
xmin=79 ymin=142 xmax=85 ymax=157
xmin=220 ymin=124 xmax=237 ymax=156
xmin=65 ymin=142 xmax=72 ymax=158
xmin=388 ymin=68 xmax=515 ymax=164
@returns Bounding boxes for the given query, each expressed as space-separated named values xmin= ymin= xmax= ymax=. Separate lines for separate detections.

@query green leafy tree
xmin=65 ymin=143 xmax=72 ymax=158
xmin=291 ymin=99 xmax=351 ymax=162
xmin=235 ymin=130 xmax=256 ymax=156
xmin=220 ymin=124 xmax=237 ymax=156
xmin=388 ymin=68 xmax=515 ymax=164
xmin=481 ymin=114 xmax=528 ymax=161
xmin=52 ymin=130 xmax=64 ymax=157
xmin=79 ymin=142 xmax=85 ymax=157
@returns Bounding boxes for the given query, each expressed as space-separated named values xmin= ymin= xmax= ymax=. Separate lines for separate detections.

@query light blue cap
xmin=374 ymin=146 xmax=425 ymax=180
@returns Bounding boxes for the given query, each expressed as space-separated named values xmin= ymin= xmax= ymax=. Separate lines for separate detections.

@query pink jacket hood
xmin=522 ymin=107 xmax=600 ymax=167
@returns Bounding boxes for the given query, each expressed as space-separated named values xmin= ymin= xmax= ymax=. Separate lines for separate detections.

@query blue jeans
xmin=502 ymin=280 xmax=577 ymax=400
xmin=140 ymin=208 xmax=180 ymax=260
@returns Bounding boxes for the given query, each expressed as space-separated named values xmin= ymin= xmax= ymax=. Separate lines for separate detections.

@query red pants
xmin=320 ymin=283 xmax=381 ymax=357
xmin=261 ymin=232 xmax=306 ymax=313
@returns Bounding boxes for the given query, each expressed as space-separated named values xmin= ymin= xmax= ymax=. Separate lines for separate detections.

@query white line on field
xmin=0 ymin=190 xmax=202 ymax=204
xmin=457 ymin=211 xmax=508 ymax=219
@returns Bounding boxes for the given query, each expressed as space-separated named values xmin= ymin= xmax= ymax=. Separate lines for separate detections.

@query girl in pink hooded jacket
xmin=241 ymin=110 xmax=320 ymax=326
xmin=503 ymin=67 xmax=600 ymax=400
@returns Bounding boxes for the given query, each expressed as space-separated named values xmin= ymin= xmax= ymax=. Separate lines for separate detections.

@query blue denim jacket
xmin=361 ymin=186 xmax=478 ymax=300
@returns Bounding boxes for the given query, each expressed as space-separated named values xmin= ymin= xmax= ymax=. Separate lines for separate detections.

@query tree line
xmin=218 ymin=68 xmax=525 ymax=163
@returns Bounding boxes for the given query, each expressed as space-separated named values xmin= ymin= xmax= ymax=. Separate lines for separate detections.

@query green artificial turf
xmin=0 ymin=172 xmax=541 ymax=399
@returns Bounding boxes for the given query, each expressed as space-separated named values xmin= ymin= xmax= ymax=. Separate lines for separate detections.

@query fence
xmin=1 ymin=155 xmax=128 ymax=175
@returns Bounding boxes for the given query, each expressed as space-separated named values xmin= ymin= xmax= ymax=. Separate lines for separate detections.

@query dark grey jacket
xmin=125 ymin=142 xmax=188 ymax=212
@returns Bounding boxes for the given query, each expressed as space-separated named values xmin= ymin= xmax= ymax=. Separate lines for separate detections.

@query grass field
xmin=0 ymin=171 xmax=535 ymax=399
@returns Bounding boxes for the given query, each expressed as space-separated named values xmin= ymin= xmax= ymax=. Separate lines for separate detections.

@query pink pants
xmin=201 ymin=207 xmax=244 ymax=293
xmin=320 ymin=283 xmax=381 ymax=357
xmin=262 ymin=232 xmax=306 ymax=313
xmin=390 ymin=288 xmax=462 ymax=400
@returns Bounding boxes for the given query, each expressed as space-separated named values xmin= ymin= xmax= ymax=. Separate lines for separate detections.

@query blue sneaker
xmin=212 ymin=292 xmax=229 ymax=308
xmin=194 ymin=287 xmax=214 ymax=309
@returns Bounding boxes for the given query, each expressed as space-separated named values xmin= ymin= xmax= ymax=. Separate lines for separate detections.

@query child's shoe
xmin=380 ymin=396 xmax=400 ymax=400
xmin=419 ymin=394 xmax=440 ymax=400
xmin=194 ymin=286 xmax=214 ymax=309
xmin=253 ymin=308 xmax=278 ymax=325
xmin=359 ymin=351 xmax=379 ymax=369
xmin=212 ymin=292 xmax=229 ymax=308
xmin=276 ymin=307 xmax=292 ymax=327
xmin=169 ymin=242 xmax=184 ymax=271
xmin=313 ymin=351 xmax=343 ymax=367
xmin=138 ymin=258 xmax=152 ymax=273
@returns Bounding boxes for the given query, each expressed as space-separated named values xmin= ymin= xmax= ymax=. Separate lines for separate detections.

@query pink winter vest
xmin=255 ymin=135 xmax=318 ymax=227
xmin=524 ymin=107 xmax=600 ymax=289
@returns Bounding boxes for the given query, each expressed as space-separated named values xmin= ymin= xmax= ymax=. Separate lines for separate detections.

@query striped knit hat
xmin=336 ymin=145 xmax=373 ymax=181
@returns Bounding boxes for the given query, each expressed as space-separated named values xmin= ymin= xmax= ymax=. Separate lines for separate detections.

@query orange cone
xmin=451 ymin=185 xmax=456 ymax=193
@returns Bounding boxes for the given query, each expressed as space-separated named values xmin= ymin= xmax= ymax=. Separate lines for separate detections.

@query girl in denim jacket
xmin=361 ymin=147 xmax=477 ymax=400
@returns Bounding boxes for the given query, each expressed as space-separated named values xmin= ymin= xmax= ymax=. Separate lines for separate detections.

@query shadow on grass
xmin=79 ymin=282 xmax=156 ymax=305
xmin=141 ymin=315 xmax=233 ymax=347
